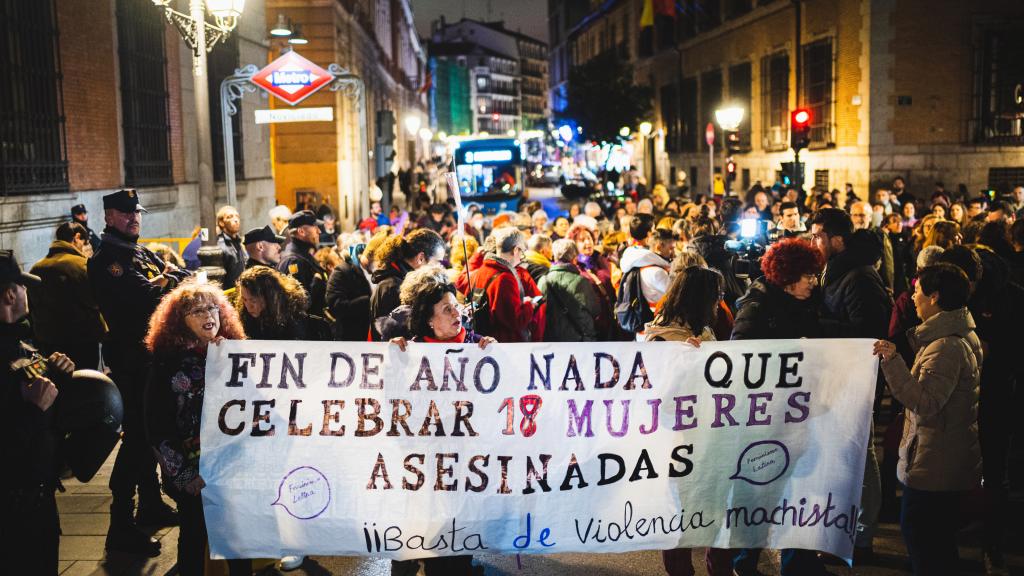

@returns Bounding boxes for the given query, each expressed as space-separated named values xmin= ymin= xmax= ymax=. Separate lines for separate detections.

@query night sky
xmin=411 ymin=0 xmax=549 ymax=44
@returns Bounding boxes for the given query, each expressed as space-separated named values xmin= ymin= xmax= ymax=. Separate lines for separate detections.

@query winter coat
xmin=643 ymin=319 xmax=715 ymax=343
xmin=28 ymin=240 xmax=108 ymax=347
xmin=369 ymin=260 xmax=413 ymax=340
xmin=523 ymin=250 xmax=551 ymax=285
xmin=242 ymin=311 xmax=331 ymax=341
xmin=145 ymin=347 xmax=208 ymax=492
xmin=278 ymin=237 xmax=327 ymax=316
xmin=539 ymin=263 xmax=599 ymax=342
xmin=468 ymin=257 xmax=535 ymax=343
xmin=577 ymin=253 xmax=621 ymax=340
xmin=619 ymin=245 xmax=669 ymax=308
xmin=687 ymin=235 xmax=745 ymax=311
xmin=730 ymin=278 xmax=825 ymax=340
xmin=888 ymin=287 xmax=920 ymax=366
xmin=217 ymin=232 xmax=246 ymax=289
xmin=326 ymin=254 xmax=372 ymax=341
xmin=880 ymin=308 xmax=983 ymax=491
xmin=820 ymin=230 xmax=892 ymax=339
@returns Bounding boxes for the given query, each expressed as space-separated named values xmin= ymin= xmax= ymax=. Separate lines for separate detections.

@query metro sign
xmin=251 ymin=51 xmax=334 ymax=106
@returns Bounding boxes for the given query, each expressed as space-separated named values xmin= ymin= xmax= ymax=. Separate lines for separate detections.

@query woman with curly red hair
xmin=731 ymin=237 xmax=826 ymax=340
xmin=730 ymin=237 xmax=829 ymax=575
xmin=143 ymin=280 xmax=250 ymax=576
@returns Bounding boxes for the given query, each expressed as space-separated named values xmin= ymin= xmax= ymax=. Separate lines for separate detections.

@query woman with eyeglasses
xmin=143 ymin=280 xmax=250 ymax=576
xmin=730 ymin=238 xmax=826 ymax=341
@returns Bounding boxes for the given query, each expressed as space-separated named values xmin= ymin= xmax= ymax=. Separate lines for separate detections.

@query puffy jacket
xmin=468 ymin=257 xmax=534 ymax=343
xmin=880 ymin=307 xmax=982 ymax=491
xmin=369 ymin=260 xmax=413 ymax=340
xmin=821 ymin=230 xmax=892 ymax=339
xmin=731 ymin=278 xmax=824 ymax=340
xmin=326 ymin=254 xmax=371 ymax=341
xmin=29 ymin=241 xmax=107 ymax=346
xmin=539 ymin=264 xmax=599 ymax=342
xmin=619 ymin=245 xmax=669 ymax=308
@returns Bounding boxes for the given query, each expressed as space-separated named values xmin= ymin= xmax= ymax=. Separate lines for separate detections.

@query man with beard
xmin=88 ymin=189 xmax=188 ymax=556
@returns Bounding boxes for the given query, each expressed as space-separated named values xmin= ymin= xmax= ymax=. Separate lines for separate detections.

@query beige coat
xmin=880 ymin=307 xmax=982 ymax=491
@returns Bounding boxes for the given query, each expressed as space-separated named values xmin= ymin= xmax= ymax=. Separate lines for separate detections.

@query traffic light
xmin=790 ymin=108 xmax=811 ymax=151
xmin=726 ymin=159 xmax=737 ymax=185
xmin=780 ymin=162 xmax=805 ymax=186
xmin=725 ymin=130 xmax=741 ymax=153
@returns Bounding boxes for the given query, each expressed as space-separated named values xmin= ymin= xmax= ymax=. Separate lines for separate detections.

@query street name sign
xmin=254 ymin=107 xmax=334 ymax=124
xmin=251 ymin=51 xmax=334 ymax=106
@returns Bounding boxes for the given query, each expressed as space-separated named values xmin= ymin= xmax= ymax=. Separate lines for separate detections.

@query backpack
xmin=469 ymin=271 xmax=505 ymax=336
xmin=614 ymin=266 xmax=655 ymax=333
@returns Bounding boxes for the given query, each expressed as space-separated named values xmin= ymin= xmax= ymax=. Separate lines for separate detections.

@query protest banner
xmin=200 ymin=339 xmax=876 ymax=562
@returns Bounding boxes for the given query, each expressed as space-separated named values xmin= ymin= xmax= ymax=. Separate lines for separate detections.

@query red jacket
xmin=468 ymin=258 xmax=535 ymax=343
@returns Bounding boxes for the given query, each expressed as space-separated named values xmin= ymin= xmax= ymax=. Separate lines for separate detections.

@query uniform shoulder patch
xmin=288 ymin=263 xmax=299 ymax=275
xmin=108 ymin=262 xmax=124 ymax=277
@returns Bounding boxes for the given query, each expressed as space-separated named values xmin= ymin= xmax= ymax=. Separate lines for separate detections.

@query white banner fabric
xmin=200 ymin=339 xmax=876 ymax=562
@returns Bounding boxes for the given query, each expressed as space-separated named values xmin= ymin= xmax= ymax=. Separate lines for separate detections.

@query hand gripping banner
xmin=200 ymin=339 xmax=876 ymax=562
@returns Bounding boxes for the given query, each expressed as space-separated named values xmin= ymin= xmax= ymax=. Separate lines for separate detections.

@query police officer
xmin=1 ymin=250 xmax=74 ymax=575
xmin=71 ymin=203 xmax=101 ymax=255
xmin=88 ymin=189 xmax=187 ymax=556
xmin=243 ymin=225 xmax=285 ymax=270
xmin=278 ymin=210 xmax=328 ymax=315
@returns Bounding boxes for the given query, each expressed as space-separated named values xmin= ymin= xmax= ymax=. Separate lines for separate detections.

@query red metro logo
xmin=252 ymin=51 xmax=334 ymax=106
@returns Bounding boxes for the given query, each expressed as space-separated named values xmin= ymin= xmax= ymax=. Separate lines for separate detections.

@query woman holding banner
xmin=873 ymin=264 xmax=982 ymax=576
xmin=644 ymin=265 xmax=735 ymax=576
xmin=730 ymin=238 xmax=830 ymax=575
xmin=143 ymin=280 xmax=251 ymax=575
xmin=389 ymin=265 xmax=494 ymax=576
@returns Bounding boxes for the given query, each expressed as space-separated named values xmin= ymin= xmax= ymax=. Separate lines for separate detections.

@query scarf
xmin=422 ymin=326 xmax=467 ymax=344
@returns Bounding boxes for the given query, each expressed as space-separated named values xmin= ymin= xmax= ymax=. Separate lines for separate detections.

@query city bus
xmin=450 ymin=137 xmax=524 ymax=215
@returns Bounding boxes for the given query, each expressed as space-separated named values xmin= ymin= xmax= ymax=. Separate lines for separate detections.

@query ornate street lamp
xmin=151 ymin=0 xmax=244 ymax=249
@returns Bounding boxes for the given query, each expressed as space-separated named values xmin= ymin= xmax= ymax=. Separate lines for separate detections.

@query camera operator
xmin=1 ymin=250 xmax=74 ymax=575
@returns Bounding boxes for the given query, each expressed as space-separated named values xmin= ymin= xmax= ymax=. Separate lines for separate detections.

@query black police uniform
xmin=278 ymin=236 xmax=327 ymax=315
xmin=217 ymin=232 xmax=246 ymax=289
xmin=72 ymin=205 xmax=102 ymax=254
xmin=87 ymin=190 xmax=187 ymax=553
xmin=2 ymin=320 xmax=61 ymax=575
xmin=241 ymin=225 xmax=284 ymax=272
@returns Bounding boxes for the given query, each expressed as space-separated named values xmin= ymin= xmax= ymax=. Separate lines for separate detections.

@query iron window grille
xmin=727 ymin=61 xmax=752 ymax=152
xmin=0 ymin=0 xmax=69 ymax=196
xmin=209 ymin=34 xmax=242 ymax=182
xmin=760 ymin=52 xmax=789 ymax=152
xmin=117 ymin=0 xmax=173 ymax=187
xmin=971 ymin=25 xmax=1024 ymax=145
xmin=802 ymin=38 xmax=835 ymax=148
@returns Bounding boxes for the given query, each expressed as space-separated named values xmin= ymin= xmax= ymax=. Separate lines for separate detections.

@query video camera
xmin=725 ymin=219 xmax=770 ymax=279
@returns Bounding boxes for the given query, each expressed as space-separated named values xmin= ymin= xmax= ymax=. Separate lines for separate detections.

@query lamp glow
xmin=715 ymin=106 xmax=745 ymax=131
xmin=404 ymin=115 xmax=421 ymax=136
xmin=207 ymin=0 xmax=245 ymax=20
xmin=270 ymin=13 xmax=291 ymax=36
xmin=619 ymin=126 xmax=631 ymax=137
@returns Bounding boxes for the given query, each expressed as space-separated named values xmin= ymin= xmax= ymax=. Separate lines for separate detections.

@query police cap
xmin=71 ymin=203 xmax=87 ymax=216
xmin=0 ymin=250 xmax=41 ymax=287
xmin=288 ymin=210 xmax=322 ymax=230
xmin=243 ymin=225 xmax=286 ymax=246
xmin=102 ymin=189 xmax=147 ymax=213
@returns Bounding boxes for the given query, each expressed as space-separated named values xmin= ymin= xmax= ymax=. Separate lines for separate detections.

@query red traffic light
xmin=491 ymin=113 xmax=500 ymax=121
xmin=792 ymin=109 xmax=811 ymax=126
xmin=726 ymin=160 xmax=736 ymax=173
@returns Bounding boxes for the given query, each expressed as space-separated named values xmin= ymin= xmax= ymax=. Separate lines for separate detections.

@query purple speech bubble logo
xmin=272 ymin=466 xmax=331 ymax=520
xmin=729 ymin=440 xmax=790 ymax=485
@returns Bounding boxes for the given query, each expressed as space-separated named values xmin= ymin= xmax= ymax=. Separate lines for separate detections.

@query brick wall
xmin=167 ymin=25 xmax=186 ymax=184
xmin=58 ymin=0 xmax=121 ymax=191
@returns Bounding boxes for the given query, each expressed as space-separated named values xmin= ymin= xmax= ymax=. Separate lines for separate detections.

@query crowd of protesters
xmin=3 ymin=175 xmax=1023 ymax=575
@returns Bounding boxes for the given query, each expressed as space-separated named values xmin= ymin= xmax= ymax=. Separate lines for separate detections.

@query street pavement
xmin=57 ymin=444 xmax=1024 ymax=575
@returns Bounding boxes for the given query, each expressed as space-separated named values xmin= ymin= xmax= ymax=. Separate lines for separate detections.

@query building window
xmin=117 ymin=0 xmax=172 ymax=186
xmin=661 ymin=84 xmax=680 ymax=152
xmin=973 ymin=26 xmax=1024 ymax=144
xmin=802 ymin=38 xmax=834 ymax=147
xmin=760 ymin=52 xmax=789 ymax=151
xmin=700 ymin=69 xmax=723 ymax=146
xmin=680 ymin=77 xmax=698 ymax=152
xmin=209 ymin=35 xmax=242 ymax=182
xmin=725 ymin=0 xmax=752 ymax=20
xmin=727 ymin=62 xmax=752 ymax=151
xmin=988 ymin=167 xmax=1024 ymax=194
xmin=0 ymin=0 xmax=68 ymax=196
xmin=814 ymin=169 xmax=829 ymax=191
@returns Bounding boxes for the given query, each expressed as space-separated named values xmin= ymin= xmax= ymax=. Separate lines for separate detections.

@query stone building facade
xmin=267 ymin=0 xmax=428 ymax=228
xmin=1 ymin=0 xmax=275 ymax=265
xmin=565 ymin=0 xmax=1024 ymax=198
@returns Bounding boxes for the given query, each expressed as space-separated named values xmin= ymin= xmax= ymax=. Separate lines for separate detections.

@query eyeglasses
xmin=187 ymin=305 xmax=220 ymax=318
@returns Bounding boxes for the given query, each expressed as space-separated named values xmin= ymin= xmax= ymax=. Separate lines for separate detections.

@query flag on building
xmin=640 ymin=0 xmax=654 ymax=28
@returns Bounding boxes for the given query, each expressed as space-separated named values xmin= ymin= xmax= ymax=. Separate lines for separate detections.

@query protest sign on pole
xmin=200 ymin=339 xmax=876 ymax=562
